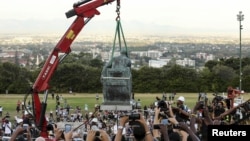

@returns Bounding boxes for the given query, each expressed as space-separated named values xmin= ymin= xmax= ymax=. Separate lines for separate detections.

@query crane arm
xmin=31 ymin=0 xmax=115 ymax=138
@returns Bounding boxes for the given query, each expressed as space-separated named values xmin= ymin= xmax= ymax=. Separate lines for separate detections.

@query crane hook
xmin=116 ymin=0 xmax=120 ymax=21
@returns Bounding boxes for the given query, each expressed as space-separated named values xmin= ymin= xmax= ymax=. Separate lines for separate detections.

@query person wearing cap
xmin=12 ymin=118 xmax=28 ymax=141
xmin=174 ymin=96 xmax=189 ymax=122
xmin=16 ymin=118 xmax=23 ymax=127
xmin=176 ymin=96 xmax=186 ymax=110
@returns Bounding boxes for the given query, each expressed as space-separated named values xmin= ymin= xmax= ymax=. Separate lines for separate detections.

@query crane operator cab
xmin=100 ymin=49 xmax=133 ymax=110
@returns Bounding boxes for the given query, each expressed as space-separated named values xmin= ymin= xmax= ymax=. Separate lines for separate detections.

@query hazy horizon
xmin=0 ymin=0 xmax=250 ymax=37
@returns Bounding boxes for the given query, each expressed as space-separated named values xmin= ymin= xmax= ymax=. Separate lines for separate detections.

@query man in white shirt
xmin=3 ymin=119 xmax=12 ymax=136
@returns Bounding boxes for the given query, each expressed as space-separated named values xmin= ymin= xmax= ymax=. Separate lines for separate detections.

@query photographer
xmin=155 ymin=99 xmax=170 ymax=125
xmin=154 ymin=101 xmax=182 ymax=141
xmin=169 ymin=107 xmax=200 ymax=141
xmin=192 ymin=100 xmax=215 ymax=141
xmin=3 ymin=119 xmax=12 ymax=137
xmin=152 ymin=107 xmax=170 ymax=141
xmin=171 ymin=96 xmax=189 ymax=123
xmin=115 ymin=113 xmax=153 ymax=141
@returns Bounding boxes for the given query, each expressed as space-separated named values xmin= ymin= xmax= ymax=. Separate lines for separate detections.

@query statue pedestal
xmin=100 ymin=104 xmax=132 ymax=111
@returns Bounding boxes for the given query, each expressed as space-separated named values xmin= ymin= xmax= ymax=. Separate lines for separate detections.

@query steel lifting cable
xmin=111 ymin=0 xmax=128 ymax=59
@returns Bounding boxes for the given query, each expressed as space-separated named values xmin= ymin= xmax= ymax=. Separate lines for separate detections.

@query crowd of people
xmin=0 ymin=87 xmax=249 ymax=141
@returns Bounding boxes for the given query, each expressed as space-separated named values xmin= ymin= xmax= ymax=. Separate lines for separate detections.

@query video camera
xmin=129 ymin=113 xmax=140 ymax=120
xmin=122 ymin=112 xmax=140 ymax=126
xmin=155 ymin=97 xmax=169 ymax=119
xmin=157 ymin=100 xmax=169 ymax=111
xmin=107 ymin=112 xmax=115 ymax=119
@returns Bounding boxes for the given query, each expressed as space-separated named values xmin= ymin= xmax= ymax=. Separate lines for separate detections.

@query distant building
xmin=100 ymin=51 xmax=110 ymax=62
xmin=196 ymin=52 xmax=215 ymax=62
xmin=130 ymin=51 xmax=148 ymax=57
xmin=147 ymin=50 xmax=162 ymax=59
xmin=205 ymin=54 xmax=215 ymax=62
xmin=158 ymin=57 xmax=171 ymax=63
xmin=176 ymin=58 xmax=195 ymax=67
xmin=100 ymin=50 xmax=121 ymax=63
xmin=149 ymin=56 xmax=196 ymax=68
xmin=149 ymin=60 xmax=167 ymax=68
xmin=196 ymin=52 xmax=207 ymax=59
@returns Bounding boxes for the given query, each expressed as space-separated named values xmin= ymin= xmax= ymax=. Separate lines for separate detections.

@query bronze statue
xmin=100 ymin=49 xmax=132 ymax=110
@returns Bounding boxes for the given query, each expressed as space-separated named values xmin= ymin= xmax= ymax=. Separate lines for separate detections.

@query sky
xmin=0 ymin=0 xmax=250 ymax=37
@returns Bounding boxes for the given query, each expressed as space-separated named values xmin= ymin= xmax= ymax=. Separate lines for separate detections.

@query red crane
xmin=29 ymin=0 xmax=115 ymax=138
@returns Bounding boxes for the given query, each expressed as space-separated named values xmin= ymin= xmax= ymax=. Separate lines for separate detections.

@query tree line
xmin=1 ymin=53 xmax=250 ymax=94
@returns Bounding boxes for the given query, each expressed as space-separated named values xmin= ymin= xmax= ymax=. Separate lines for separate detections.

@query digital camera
xmin=157 ymin=100 xmax=168 ymax=112
xmin=129 ymin=113 xmax=140 ymax=120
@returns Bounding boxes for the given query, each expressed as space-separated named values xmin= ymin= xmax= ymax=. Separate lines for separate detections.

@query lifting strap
xmin=111 ymin=0 xmax=128 ymax=59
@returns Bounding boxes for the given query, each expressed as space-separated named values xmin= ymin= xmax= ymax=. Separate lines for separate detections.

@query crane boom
xmin=30 ymin=0 xmax=115 ymax=138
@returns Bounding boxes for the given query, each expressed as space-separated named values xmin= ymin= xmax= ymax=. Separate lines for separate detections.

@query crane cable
xmin=111 ymin=0 xmax=128 ymax=59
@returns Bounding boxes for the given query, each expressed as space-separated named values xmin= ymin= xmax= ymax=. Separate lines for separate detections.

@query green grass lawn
xmin=1 ymin=92 xmax=250 ymax=123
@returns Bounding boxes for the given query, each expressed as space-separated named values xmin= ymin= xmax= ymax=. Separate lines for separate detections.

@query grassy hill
xmin=1 ymin=93 xmax=249 ymax=123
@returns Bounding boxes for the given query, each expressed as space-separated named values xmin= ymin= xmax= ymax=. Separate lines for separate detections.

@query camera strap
xmin=5 ymin=124 xmax=13 ymax=134
xmin=6 ymin=124 xmax=11 ymax=130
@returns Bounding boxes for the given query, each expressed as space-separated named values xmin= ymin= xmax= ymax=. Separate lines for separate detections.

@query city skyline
xmin=0 ymin=0 xmax=250 ymax=37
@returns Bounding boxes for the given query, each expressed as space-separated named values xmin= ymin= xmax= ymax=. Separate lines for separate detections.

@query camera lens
xmin=129 ymin=113 xmax=140 ymax=120
xmin=95 ymin=131 xmax=100 ymax=136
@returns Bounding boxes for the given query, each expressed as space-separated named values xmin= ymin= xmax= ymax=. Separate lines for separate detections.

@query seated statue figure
xmin=101 ymin=49 xmax=132 ymax=106
xmin=111 ymin=49 xmax=131 ymax=68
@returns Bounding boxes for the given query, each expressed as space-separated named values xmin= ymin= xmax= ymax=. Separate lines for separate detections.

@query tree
xmin=14 ymin=50 xmax=20 ymax=66
xmin=164 ymin=65 xmax=198 ymax=92
xmin=224 ymin=57 xmax=240 ymax=71
xmin=132 ymin=66 xmax=162 ymax=93
xmin=50 ymin=62 xmax=102 ymax=93
xmin=211 ymin=64 xmax=237 ymax=92
xmin=242 ymin=65 xmax=250 ymax=91
xmin=197 ymin=67 xmax=213 ymax=92
xmin=0 ymin=62 xmax=31 ymax=94
xmin=205 ymin=60 xmax=218 ymax=71
xmin=89 ymin=58 xmax=104 ymax=68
